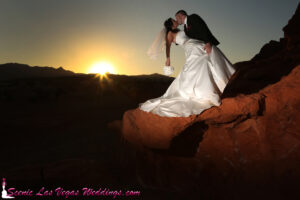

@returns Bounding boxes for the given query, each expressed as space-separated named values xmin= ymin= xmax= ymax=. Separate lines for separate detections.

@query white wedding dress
xmin=138 ymin=30 xmax=236 ymax=117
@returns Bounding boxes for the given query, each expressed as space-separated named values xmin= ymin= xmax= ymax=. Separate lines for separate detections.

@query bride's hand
xmin=165 ymin=57 xmax=170 ymax=66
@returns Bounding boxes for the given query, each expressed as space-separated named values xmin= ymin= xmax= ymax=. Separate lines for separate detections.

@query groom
xmin=175 ymin=10 xmax=220 ymax=54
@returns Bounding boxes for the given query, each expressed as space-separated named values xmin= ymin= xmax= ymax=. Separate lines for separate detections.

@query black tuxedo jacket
xmin=184 ymin=14 xmax=220 ymax=46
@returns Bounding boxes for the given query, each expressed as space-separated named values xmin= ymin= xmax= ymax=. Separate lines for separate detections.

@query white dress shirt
xmin=184 ymin=16 xmax=187 ymax=26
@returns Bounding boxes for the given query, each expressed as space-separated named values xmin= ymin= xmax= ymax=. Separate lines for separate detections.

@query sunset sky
xmin=0 ymin=0 xmax=299 ymax=77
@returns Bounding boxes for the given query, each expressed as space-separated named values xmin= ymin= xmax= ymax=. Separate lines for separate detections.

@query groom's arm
xmin=189 ymin=14 xmax=213 ymax=54
xmin=189 ymin=14 xmax=212 ymax=45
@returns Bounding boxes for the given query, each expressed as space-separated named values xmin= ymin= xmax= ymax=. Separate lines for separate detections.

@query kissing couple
xmin=139 ymin=10 xmax=236 ymax=118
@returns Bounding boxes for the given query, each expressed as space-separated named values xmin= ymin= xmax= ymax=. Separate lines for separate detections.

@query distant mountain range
xmin=0 ymin=63 xmax=78 ymax=80
xmin=0 ymin=62 xmax=174 ymax=81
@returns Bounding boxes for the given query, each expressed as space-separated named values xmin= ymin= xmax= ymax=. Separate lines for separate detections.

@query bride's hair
xmin=164 ymin=18 xmax=180 ymax=45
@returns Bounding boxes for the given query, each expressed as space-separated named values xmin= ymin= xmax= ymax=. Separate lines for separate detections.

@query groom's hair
xmin=176 ymin=10 xmax=187 ymax=16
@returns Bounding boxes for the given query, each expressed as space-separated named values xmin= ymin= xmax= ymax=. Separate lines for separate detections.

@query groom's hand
xmin=204 ymin=43 xmax=212 ymax=54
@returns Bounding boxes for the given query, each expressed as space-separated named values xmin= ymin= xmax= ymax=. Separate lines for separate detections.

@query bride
xmin=138 ymin=18 xmax=236 ymax=117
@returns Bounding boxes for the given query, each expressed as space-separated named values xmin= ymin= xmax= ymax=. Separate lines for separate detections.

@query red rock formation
xmin=108 ymin=3 xmax=300 ymax=199
xmin=283 ymin=2 xmax=300 ymax=49
xmin=222 ymin=3 xmax=300 ymax=98
xmin=113 ymin=63 xmax=300 ymax=200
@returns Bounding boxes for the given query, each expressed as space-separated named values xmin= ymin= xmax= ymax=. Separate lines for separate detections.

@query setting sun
xmin=89 ymin=61 xmax=115 ymax=75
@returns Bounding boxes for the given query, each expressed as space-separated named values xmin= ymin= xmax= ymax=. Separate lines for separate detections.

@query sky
xmin=0 ymin=0 xmax=299 ymax=77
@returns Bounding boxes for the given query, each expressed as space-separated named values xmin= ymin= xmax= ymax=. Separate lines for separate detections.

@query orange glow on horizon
xmin=88 ymin=61 xmax=115 ymax=75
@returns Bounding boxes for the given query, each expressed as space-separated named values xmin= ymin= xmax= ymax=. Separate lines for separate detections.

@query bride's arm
xmin=165 ymin=32 xmax=173 ymax=66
